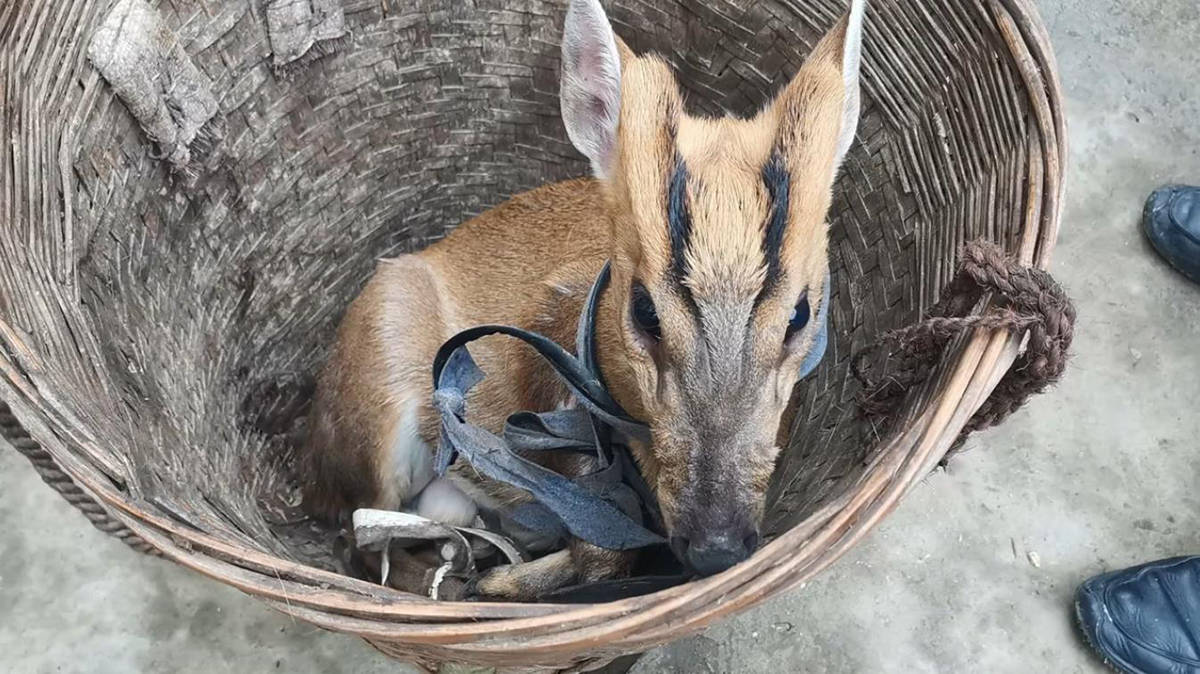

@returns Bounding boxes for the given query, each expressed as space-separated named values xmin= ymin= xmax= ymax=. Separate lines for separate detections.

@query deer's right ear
xmin=561 ymin=0 xmax=622 ymax=180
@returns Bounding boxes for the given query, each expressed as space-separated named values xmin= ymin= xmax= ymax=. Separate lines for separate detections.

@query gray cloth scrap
xmin=431 ymin=263 xmax=666 ymax=551
xmin=266 ymin=0 xmax=348 ymax=73
xmin=87 ymin=0 xmax=221 ymax=171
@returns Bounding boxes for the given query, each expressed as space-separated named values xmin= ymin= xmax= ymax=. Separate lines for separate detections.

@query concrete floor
xmin=3 ymin=0 xmax=1199 ymax=671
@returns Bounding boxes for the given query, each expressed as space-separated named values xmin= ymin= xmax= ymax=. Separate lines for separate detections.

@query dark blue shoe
xmin=1144 ymin=185 xmax=1200 ymax=285
xmin=1075 ymin=556 xmax=1200 ymax=673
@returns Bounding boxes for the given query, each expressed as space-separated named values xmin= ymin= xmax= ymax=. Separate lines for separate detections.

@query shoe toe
xmin=1076 ymin=557 xmax=1200 ymax=674
xmin=1143 ymin=186 xmax=1176 ymax=239
xmin=1143 ymin=186 xmax=1200 ymax=284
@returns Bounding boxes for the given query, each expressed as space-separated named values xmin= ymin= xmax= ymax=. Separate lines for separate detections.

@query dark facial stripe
xmin=666 ymin=157 xmax=702 ymax=318
xmin=668 ymin=157 xmax=691 ymax=280
xmin=759 ymin=151 xmax=790 ymax=300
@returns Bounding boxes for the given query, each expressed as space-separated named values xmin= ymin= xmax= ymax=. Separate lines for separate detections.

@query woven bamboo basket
xmin=0 ymin=0 xmax=1066 ymax=669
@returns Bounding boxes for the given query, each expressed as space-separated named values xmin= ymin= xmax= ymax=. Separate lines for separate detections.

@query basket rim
xmin=0 ymin=0 xmax=1067 ymax=663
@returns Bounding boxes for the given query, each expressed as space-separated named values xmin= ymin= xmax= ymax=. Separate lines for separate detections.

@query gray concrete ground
xmin=3 ymin=0 xmax=1198 ymax=671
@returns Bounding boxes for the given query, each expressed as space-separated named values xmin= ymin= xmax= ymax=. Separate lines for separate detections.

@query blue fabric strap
xmin=431 ymin=263 xmax=663 ymax=550
xmin=429 ymin=262 xmax=831 ymax=552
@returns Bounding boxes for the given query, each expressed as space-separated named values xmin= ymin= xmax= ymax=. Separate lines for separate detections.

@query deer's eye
xmin=631 ymin=283 xmax=661 ymax=341
xmin=785 ymin=295 xmax=810 ymax=341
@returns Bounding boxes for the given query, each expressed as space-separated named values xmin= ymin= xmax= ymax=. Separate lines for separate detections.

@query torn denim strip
xmin=431 ymin=262 xmax=832 ymax=553
xmin=432 ymin=262 xmax=665 ymax=551
xmin=88 ymin=0 xmax=222 ymax=173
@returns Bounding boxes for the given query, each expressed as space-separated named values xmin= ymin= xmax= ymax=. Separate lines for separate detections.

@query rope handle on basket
xmin=852 ymin=240 xmax=1076 ymax=456
xmin=0 ymin=401 xmax=159 ymax=556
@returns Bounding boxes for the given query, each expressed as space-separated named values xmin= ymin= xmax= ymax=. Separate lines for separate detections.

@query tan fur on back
xmin=301 ymin=180 xmax=619 ymax=522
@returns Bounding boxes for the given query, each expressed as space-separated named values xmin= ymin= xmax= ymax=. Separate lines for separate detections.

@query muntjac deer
xmin=301 ymin=0 xmax=866 ymax=600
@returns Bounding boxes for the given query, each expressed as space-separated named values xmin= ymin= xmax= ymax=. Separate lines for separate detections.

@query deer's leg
xmin=472 ymin=541 xmax=636 ymax=601
xmin=571 ymin=539 xmax=637 ymax=583
xmin=472 ymin=550 xmax=576 ymax=600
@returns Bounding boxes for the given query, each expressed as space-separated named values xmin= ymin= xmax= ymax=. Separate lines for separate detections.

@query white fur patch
xmin=385 ymin=401 xmax=479 ymax=528
xmin=383 ymin=400 xmax=435 ymax=509
xmin=413 ymin=477 xmax=478 ymax=528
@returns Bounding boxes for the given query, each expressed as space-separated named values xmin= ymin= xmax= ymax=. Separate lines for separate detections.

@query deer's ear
xmin=772 ymin=0 xmax=866 ymax=175
xmin=832 ymin=0 xmax=866 ymax=165
xmin=560 ymin=0 xmax=622 ymax=179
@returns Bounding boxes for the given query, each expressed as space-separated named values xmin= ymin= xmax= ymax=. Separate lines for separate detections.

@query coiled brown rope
xmin=853 ymin=240 xmax=1076 ymax=453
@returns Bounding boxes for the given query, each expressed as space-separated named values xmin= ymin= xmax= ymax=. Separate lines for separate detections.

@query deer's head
xmin=561 ymin=0 xmax=864 ymax=575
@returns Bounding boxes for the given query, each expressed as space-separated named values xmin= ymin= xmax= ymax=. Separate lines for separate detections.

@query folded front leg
xmin=473 ymin=541 xmax=636 ymax=601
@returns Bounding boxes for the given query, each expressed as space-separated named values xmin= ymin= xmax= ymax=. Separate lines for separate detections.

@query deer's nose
xmin=672 ymin=530 xmax=759 ymax=576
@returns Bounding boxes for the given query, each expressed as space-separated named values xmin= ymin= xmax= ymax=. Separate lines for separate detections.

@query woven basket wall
xmin=0 ymin=0 xmax=1065 ymax=670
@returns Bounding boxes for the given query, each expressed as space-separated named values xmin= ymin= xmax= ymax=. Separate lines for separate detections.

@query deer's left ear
xmin=560 ymin=0 xmax=623 ymax=179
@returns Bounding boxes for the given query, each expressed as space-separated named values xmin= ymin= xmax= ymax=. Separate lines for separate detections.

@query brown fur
xmin=300 ymin=6 xmax=861 ymax=599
